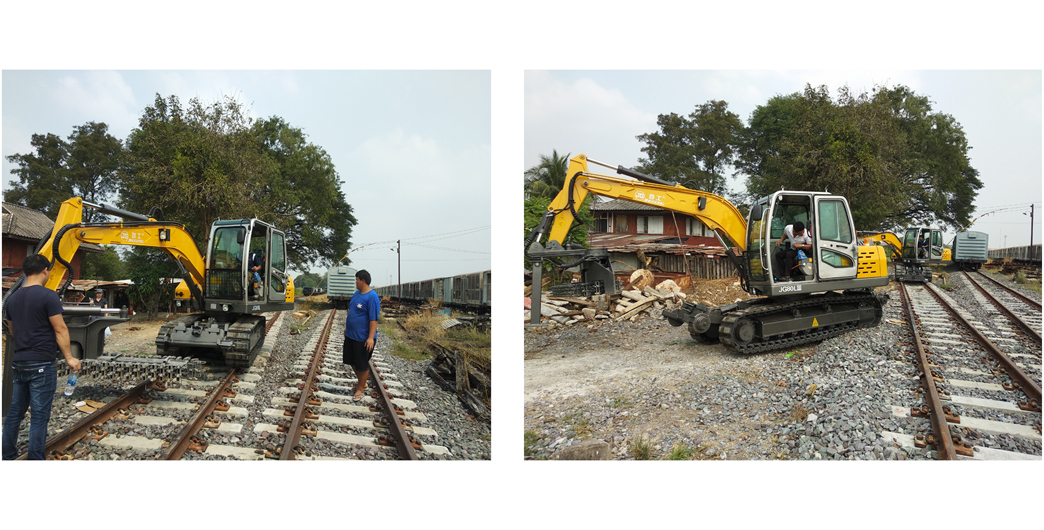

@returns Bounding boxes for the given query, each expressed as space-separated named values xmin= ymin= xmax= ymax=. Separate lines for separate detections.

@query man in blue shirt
xmin=343 ymin=269 xmax=380 ymax=400
xmin=3 ymin=254 xmax=82 ymax=460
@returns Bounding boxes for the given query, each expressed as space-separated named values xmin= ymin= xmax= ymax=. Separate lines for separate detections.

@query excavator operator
xmin=775 ymin=221 xmax=812 ymax=282
xmin=248 ymin=248 xmax=264 ymax=299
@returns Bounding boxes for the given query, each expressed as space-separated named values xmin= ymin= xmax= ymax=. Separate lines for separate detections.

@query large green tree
xmin=635 ymin=100 xmax=743 ymax=196
xmin=736 ymin=84 xmax=981 ymax=231
xmin=524 ymin=149 xmax=571 ymax=199
xmin=120 ymin=95 xmax=355 ymax=272
xmin=4 ymin=122 xmax=122 ymax=222
xmin=251 ymin=117 xmax=356 ymax=270
xmin=80 ymin=246 xmax=126 ymax=281
xmin=120 ymin=94 xmax=275 ymax=245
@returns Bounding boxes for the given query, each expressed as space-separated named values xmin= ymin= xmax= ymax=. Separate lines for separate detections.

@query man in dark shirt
xmin=248 ymin=249 xmax=264 ymax=299
xmin=2 ymin=254 xmax=81 ymax=460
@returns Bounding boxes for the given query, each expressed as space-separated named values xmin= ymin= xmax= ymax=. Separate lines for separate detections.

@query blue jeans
xmin=2 ymin=360 xmax=58 ymax=460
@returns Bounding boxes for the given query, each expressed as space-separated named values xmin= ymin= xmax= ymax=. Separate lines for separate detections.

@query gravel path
xmin=524 ymin=269 xmax=1041 ymax=460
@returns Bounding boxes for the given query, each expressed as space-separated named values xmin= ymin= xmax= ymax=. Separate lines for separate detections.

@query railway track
xmin=11 ymin=309 xmax=453 ymax=460
xmin=885 ymin=281 xmax=1041 ymax=459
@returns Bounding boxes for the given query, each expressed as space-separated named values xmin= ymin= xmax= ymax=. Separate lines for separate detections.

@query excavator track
xmin=718 ymin=292 xmax=886 ymax=354
xmin=223 ymin=314 xmax=266 ymax=367
xmin=155 ymin=313 xmax=266 ymax=367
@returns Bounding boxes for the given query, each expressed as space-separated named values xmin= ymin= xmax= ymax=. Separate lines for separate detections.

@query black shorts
xmin=342 ymin=338 xmax=372 ymax=371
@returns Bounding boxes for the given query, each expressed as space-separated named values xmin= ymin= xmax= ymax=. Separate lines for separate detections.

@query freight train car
xmin=374 ymin=270 xmax=490 ymax=312
xmin=326 ymin=266 xmax=357 ymax=309
xmin=951 ymin=231 xmax=989 ymax=270
xmin=988 ymin=244 xmax=1043 ymax=264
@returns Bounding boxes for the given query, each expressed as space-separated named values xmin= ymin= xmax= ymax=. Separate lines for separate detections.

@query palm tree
xmin=524 ymin=150 xmax=570 ymax=199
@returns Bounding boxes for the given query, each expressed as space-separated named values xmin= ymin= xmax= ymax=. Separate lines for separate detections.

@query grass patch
xmin=934 ymin=272 xmax=957 ymax=291
xmin=629 ymin=435 xmax=653 ymax=460
xmin=524 ymin=431 xmax=542 ymax=458
xmin=792 ymin=403 xmax=810 ymax=421
xmin=391 ymin=341 xmax=427 ymax=361
xmin=1013 ymin=269 xmax=1027 ymax=284
xmin=666 ymin=444 xmax=695 ymax=460
xmin=609 ymin=397 xmax=632 ymax=409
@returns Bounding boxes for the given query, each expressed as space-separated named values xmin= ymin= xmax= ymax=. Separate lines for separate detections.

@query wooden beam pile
xmin=425 ymin=342 xmax=490 ymax=421
xmin=527 ymin=279 xmax=687 ymax=326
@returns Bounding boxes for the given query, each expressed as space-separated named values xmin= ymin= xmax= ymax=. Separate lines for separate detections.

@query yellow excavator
xmin=526 ymin=153 xmax=891 ymax=354
xmin=17 ymin=197 xmax=295 ymax=366
xmin=858 ymin=228 xmax=951 ymax=282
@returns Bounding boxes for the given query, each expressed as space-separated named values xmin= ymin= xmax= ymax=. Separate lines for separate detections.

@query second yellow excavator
xmin=857 ymin=229 xmax=951 ymax=282
xmin=526 ymin=153 xmax=891 ymax=354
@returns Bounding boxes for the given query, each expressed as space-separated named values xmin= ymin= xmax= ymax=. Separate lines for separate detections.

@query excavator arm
xmin=38 ymin=198 xmax=206 ymax=301
xmin=539 ymin=154 xmax=748 ymax=251
xmin=858 ymin=232 xmax=903 ymax=256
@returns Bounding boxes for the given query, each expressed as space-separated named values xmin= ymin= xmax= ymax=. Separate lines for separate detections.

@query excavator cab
xmin=746 ymin=191 xmax=873 ymax=296
xmin=205 ymin=219 xmax=294 ymax=313
xmin=902 ymin=227 xmax=946 ymax=262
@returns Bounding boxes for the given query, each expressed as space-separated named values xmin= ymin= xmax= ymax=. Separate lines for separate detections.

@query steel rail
xmin=280 ymin=309 xmax=336 ymax=460
xmin=962 ymin=271 xmax=1042 ymax=345
xmin=898 ymin=283 xmax=957 ymax=460
xmin=160 ymin=368 xmax=237 ymax=460
xmin=973 ymin=271 xmax=1042 ymax=311
xmin=370 ymin=358 xmax=419 ymax=460
xmin=923 ymin=282 xmax=1042 ymax=405
xmin=15 ymin=380 xmax=152 ymax=460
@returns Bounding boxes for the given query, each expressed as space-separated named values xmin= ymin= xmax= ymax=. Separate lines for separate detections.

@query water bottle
xmin=64 ymin=373 xmax=78 ymax=396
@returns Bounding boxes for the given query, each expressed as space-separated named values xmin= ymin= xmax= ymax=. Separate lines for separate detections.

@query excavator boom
xmin=546 ymin=154 xmax=748 ymax=251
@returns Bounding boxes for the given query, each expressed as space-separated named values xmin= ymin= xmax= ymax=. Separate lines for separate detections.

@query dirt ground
xmin=102 ymin=317 xmax=172 ymax=355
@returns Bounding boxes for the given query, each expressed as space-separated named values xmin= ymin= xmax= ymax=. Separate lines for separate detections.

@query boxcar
xmin=952 ymin=231 xmax=989 ymax=270
xmin=326 ymin=266 xmax=357 ymax=309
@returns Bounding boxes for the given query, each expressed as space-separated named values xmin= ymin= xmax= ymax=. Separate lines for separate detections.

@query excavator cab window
xmin=747 ymin=199 xmax=770 ymax=281
xmin=931 ymin=230 xmax=944 ymax=259
xmin=208 ymin=226 xmax=247 ymax=299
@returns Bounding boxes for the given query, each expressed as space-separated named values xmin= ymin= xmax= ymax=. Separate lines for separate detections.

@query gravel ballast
xmin=524 ymin=270 xmax=1041 ymax=460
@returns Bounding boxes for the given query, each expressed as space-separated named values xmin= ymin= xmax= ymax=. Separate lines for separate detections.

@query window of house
xmin=593 ymin=213 xmax=609 ymax=233
xmin=648 ymin=216 xmax=663 ymax=234
xmin=636 ymin=216 xmax=648 ymax=234
xmin=615 ymin=214 xmax=628 ymax=233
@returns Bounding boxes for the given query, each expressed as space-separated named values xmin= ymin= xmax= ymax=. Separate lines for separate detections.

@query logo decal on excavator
xmin=812 ymin=317 xmax=819 ymax=327
xmin=252 ymin=305 xmax=261 ymax=311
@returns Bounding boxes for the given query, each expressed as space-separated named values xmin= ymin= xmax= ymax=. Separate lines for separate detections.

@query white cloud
xmin=46 ymin=71 xmax=139 ymax=134
xmin=525 ymin=71 xmax=657 ymax=171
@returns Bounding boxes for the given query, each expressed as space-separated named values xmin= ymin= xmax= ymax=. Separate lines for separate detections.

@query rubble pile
xmin=525 ymin=276 xmax=687 ymax=326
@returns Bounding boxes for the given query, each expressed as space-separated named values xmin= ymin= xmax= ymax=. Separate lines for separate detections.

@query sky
xmin=1 ymin=70 xmax=491 ymax=285
xmin=525 ymin=70 xmax=1042 ymax=248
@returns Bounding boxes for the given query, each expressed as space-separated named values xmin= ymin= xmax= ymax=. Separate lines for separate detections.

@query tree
xmin=635 ymin=101 xmax=743 ymax=196
xmin=4 ymin=122 xmax=122 ymax=222
xmin=120 ymin=94 xmax=275 ymax=245
xmin=251 ymin=117 xmax=356 ymax=270
xmin=80 ymin=247 xmax=126 ymax=281
xmin=121 ymin=95 xmax=355 ymax=272
xmin=737 ymin=84 xmax=981 ymax=231
xmin=524 ymin=150 xmax=570 ymax=199
xmin=523 ymin=195 xmax=594 ymax=285
xmin=294 ymin=272 xmax=323 ymax=289
xmin=122 ymin=247 xmax=180 ymax=318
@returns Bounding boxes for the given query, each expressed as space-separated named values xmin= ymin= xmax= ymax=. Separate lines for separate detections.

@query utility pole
xmin=1031 ymin=204 xmax=1035 ymax=247
xmin=396 ymin=240 xmax=401 ymax=303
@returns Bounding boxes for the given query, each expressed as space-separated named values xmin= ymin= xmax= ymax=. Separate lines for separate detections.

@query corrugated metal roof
xmin=589 ymin=233 xmax=683 ymax=246
xmin=2 ymin=202 xmax=55 ymax=240
xmin=588 ymin=233 xmax=726 ymax=256
xmin=590 ymin=199 xmax=676 ymax=212
xmin=2 ymin=202 xmax=103 ymax=252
